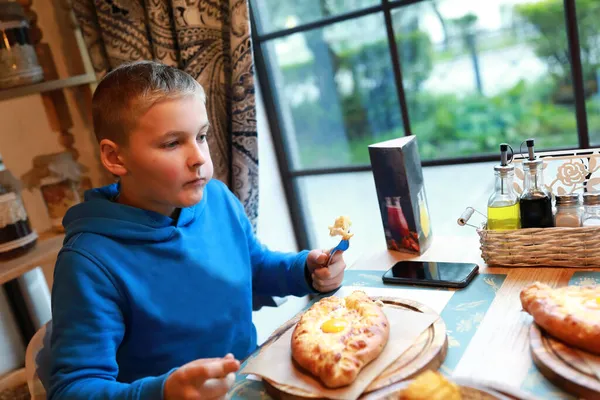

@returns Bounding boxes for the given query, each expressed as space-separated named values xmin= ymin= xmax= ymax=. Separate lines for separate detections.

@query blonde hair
xmin=92 ymin=61 xmax=206 ymax=145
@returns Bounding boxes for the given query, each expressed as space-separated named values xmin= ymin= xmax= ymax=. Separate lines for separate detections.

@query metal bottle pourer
xmin=521 ymin=138 xmax=541 ymax=165
xmin=495 ymin=143 xmax=514 ymax=195
xmin=521 ymin=138 xmax=543 ymax=187
xmin=500 ymin=143 xmax=509 ymax=166
xmin=526 ymin=138 xmax=536 ymax=161
xmin=498 ymin=142 xmax=514 ymax=167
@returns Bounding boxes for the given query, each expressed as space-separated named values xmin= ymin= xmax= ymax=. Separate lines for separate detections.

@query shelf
xmin=0 ymin=74 xmax=96 ymax=102
xmin=0 ymin=231 xmax=64 ymax=286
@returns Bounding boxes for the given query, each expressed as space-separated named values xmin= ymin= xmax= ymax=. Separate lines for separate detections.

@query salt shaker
xmin=582 ymin=193 xmax=600 ymax=227
xmin=554 ymin=194 xmax=582 ymax=227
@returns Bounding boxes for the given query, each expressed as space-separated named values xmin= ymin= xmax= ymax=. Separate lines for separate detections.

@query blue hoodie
xmin=47 ymin=180 xmax=311 ymax=399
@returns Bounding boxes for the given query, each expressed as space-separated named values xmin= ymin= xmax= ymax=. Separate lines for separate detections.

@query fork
xmin=326 ymin=238 xmax=350 ymax=267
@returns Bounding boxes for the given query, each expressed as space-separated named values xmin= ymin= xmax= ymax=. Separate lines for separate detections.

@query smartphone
xmin=382 ymin=260 xmax=479 ymax=288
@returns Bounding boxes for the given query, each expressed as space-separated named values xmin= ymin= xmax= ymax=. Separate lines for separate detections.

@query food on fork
xmin=521 ymin=282 xmax=600 ymax=355
xmin=328 ymin=216 xmax=354 ymax=240
xmin=290 ymin=290 xmax=389 ymax=388
xmin=398 ymin=370 xmax=461 ymax=400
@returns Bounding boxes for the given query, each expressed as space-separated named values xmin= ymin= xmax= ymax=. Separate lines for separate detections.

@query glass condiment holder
xmin=487 ymin=143 xmax=520 ymax=231
xmin=519 ymin=139 xmax=554 ymax=228
xmin=582 ymin=192 xmax=600 ymax=227
xmin=554 ymin=194 xmax=582 ymax=227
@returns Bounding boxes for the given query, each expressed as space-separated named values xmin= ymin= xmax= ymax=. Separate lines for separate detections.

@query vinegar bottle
xmin=487 ymin=143 xmax=520 ymax=230
xmin=519 ymin=139 xmax=554 ymax=228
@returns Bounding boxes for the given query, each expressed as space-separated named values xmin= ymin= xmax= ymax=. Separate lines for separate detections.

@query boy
xmin=46 ymin=61 xmax=347 ymax=399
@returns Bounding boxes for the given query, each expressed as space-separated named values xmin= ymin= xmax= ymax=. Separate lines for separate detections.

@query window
xmin=393 ymin=0 xmax=578 ymax=160
xmin=261 ymin=13 xmax=403 ymax=170
xmin=575 ymin=0 xmax=600 ymax=145
xmin=250 ymin=0 xmax=594 ymax=249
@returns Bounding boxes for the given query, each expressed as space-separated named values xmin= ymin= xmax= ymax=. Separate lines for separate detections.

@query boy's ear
xmin=99 ymin=139 xmax=128 ymax=177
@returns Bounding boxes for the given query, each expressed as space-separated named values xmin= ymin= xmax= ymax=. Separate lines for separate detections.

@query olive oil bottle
xmin=487 ymin=144 xmax=520 ymax=231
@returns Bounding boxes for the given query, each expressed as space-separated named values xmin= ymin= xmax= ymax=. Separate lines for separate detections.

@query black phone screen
xmin=382 ymin=261 xmax=479 ymax=288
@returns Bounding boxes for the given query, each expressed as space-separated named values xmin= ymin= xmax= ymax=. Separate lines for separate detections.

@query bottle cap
xmin=526 ymin=138 xmax=536 ymax=161
xmin=494 ymin=164 xmax=515 ymax=173
xmin=496 ymin=143 xmax=514 ymax=172
xmin=583 ymin=192 xmax=600 ymax=206
xmin=556 ymin=193 xmax=581 ymax=206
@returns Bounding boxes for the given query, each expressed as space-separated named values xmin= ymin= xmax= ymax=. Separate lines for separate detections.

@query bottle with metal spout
xmin=519 ymin=139 xmax=554 ymax=228
xmin=487 ymin=143 xmax=520 ymax=230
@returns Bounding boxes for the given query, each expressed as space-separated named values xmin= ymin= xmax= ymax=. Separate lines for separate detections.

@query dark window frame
xmin=250 ymin=0 xmax=590 ymax=250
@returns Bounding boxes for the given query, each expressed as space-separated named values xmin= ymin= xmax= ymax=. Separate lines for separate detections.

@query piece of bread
xmin=291 ymin=291 xmax=389 ymax=388
xmin=521 ymin=282 xmax=600 ymax=354
xmin=399 ymin=370 xmax=461 ymax=400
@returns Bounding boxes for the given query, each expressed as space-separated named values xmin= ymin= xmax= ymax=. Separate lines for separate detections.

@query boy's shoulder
xmin=59 ymin=231 xmax=119 ymax=260
xmin=54 ymin=232 xmax=119 ymax=283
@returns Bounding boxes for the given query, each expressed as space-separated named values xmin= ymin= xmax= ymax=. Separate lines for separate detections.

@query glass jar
xmin=0 ymin=2 xmax=44 ymax=89
xmin=40 ymin=176 xmax=81 ymax=233
xmin=0 ymin=155 xmax=37 ymax=260
xmin=582 ymin=193 xmax=600 ymax=227
xmin=554 ymin=194 xmax=582 ymax=227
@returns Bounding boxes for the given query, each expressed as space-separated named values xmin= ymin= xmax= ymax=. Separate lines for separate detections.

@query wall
xmin=0 ymin=1 xmax=103 ymax=235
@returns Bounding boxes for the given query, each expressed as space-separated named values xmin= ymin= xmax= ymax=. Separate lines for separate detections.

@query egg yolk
xmin=321 ymin=318 xmax=348 ymax=333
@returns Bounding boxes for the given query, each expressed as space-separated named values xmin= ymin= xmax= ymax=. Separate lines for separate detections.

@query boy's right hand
xmin=164 ymin=354 xmax=240 ymax=400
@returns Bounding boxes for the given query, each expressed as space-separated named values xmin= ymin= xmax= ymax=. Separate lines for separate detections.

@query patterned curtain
xmin=71 ymin=0 xmax=259 ymax=229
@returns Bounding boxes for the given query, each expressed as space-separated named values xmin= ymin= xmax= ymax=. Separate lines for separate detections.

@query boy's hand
xmin=306 ymin=249 xmax=346 ymax=292
xmin=164 ymin=353 xmax=240 ymax=400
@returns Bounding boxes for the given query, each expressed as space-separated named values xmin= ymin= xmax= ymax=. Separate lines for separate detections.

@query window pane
xmin=251 ymin=0 xmax=380 ymax=34
xmin=263 ymin=14 xmax=405 ymax=171
xmin=576 ymin=0 xmax=600 ymax=146
xmin=392 ymin=0 xmax=579 ymax=161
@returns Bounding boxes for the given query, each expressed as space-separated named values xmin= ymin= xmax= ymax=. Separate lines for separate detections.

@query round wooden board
xmin=262 ymin=296 xmax=448 ymax=400
xmin=529 ymin=323 xmax=600 ymax=399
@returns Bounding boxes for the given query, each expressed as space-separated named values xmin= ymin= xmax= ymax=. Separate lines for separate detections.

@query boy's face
xmin=117 ymin=94 xmax=213 ymax=216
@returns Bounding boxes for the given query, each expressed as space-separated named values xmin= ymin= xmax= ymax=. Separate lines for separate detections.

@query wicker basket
xmin=478 ymin=226 xmax=600 ymax=267
xmin=459 ymin=147 xmax=600 ymax=268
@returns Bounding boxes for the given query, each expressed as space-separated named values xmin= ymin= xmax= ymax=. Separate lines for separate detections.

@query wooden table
xmin=348 ymin=234 xmax=596 ymax=397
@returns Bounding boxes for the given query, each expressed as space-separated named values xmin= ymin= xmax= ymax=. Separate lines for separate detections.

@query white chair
xmin=25 ymin=321 xmax=50 ymax=400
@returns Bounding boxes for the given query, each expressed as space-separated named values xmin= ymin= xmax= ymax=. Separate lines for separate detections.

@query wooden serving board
xmin=530 ymin=323 xmax=600 ymax=399
xmin=361 ymin=377 xmax=515 ymax=400
xmin=364 ymin=377 xmax=540 ymax=400
xmin=261 ymin=296 xmax=448 ymax=400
